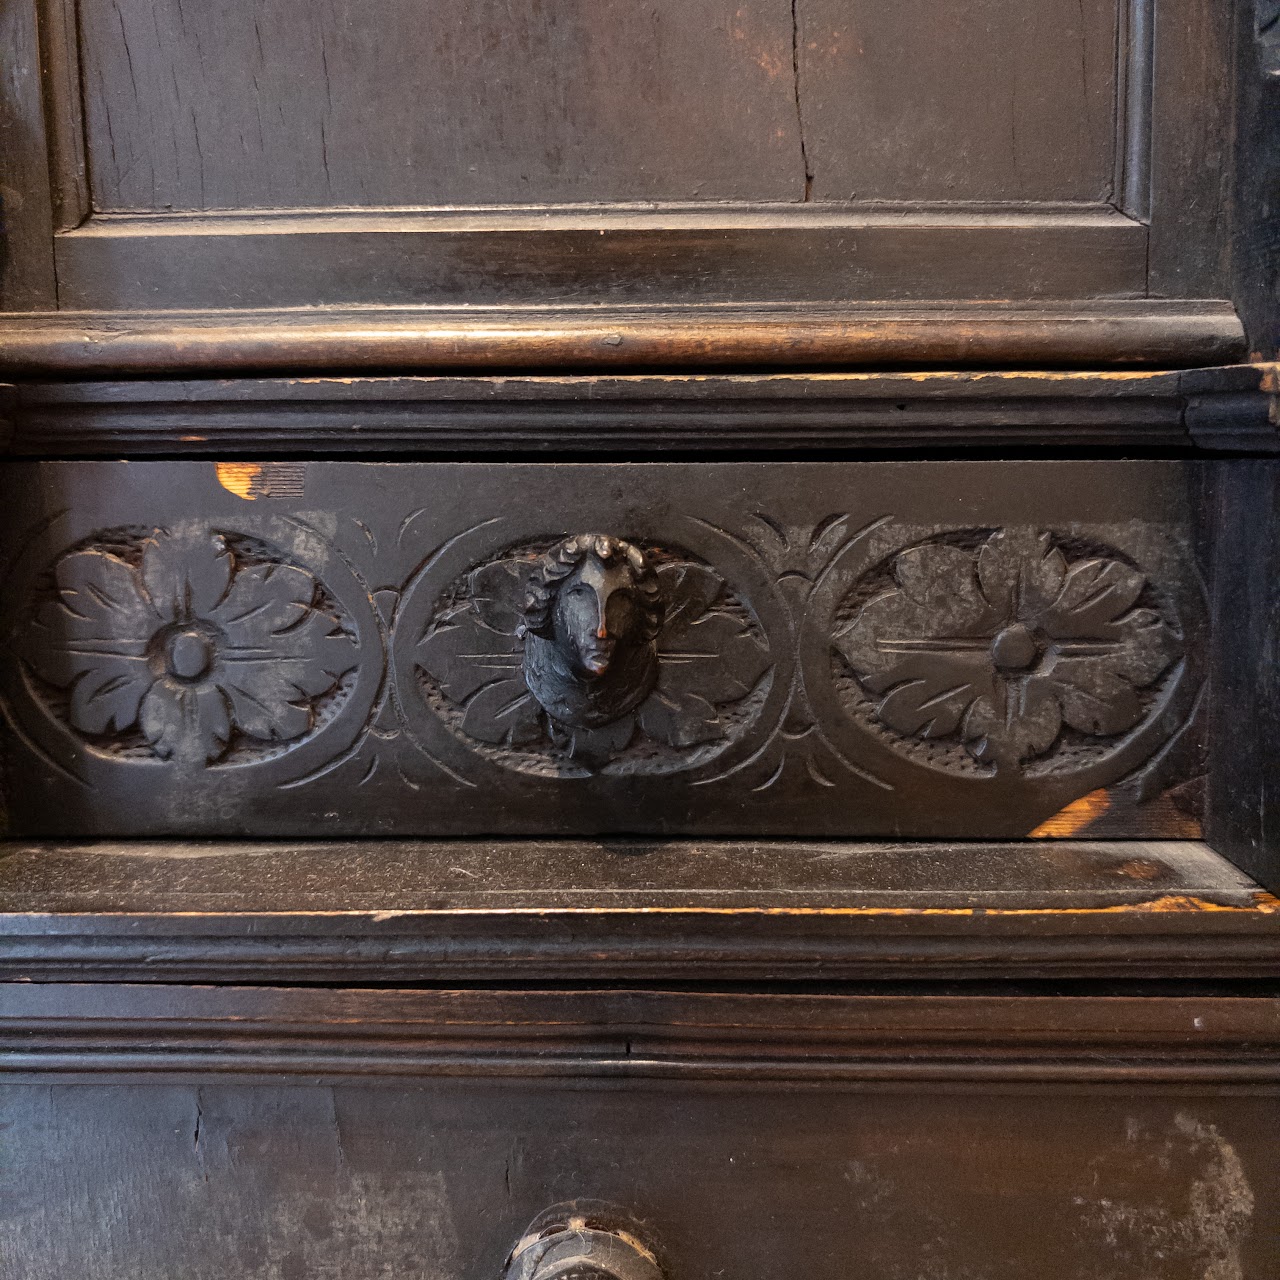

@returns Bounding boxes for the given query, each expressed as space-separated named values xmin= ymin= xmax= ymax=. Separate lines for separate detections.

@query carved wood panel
xmin=0 ymin=461 xmax=1210 ymax=837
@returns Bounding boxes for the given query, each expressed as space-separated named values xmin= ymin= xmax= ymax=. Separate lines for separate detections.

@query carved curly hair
xmin=521 ymin=534 xmax=663 ymax=641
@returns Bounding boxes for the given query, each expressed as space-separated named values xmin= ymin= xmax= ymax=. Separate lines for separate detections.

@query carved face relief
xmin=413 ymin=533 xmax=771 ymax=771
xmin=549 ymin=552 xmax=641 ymax=678
xmin=522 ymin=535 xmax=662 ymax=730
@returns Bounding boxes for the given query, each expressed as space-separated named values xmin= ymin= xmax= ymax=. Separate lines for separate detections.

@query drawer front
xmin=2 ymin=988 xmax=1277 ymax=1280
xmin=0 ymin=459 xmax=1211 ymax=837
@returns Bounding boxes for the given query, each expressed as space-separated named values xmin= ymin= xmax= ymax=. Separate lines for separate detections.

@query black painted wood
xmin=1206 ymin=462 xmax=1280 ymax=893
xmin=0 ymin=459 xmax=1213 ymax=839
xmin=6 ymin=366 xmax=1278 ymax=456
xmin=0 ymin=988 xmax=1278 ymax=1279
xmin=0 ymin=838 xmax=1275 ymax=984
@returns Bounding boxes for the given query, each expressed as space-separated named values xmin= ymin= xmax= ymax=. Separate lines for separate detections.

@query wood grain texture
xmin=78 ymin=0 xmax=804 ymax=210
xmin=0 ymin=1053 xmax=1276 ymax=1278
xmin=1 ymin=838 xmax=1276 ymax=984
xmin=795 ymin=0 xmax=1121 ymax=203
xmin=1146 ymin=0 xmax=1234 ymax=298
xmin=7 ymin=366 xmax=1277 ymax=456
xmin=74 ymin=0 xmax=1124 ymax=212
xmin=0 ymin=301 xmax=1246 ymax=376
xmin=50 ymin=210 xmax=1150 ymax=311
xmin=0 ymin=0 xmax=56 ymax=309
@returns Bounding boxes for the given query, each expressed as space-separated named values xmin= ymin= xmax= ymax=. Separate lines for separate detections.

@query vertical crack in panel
xmin=790 ymin=0 xmax=814 ymax=201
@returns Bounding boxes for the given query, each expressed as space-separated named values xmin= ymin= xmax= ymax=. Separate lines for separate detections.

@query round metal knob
xmin=504 ymin=1218 xmax=663 ymax=1280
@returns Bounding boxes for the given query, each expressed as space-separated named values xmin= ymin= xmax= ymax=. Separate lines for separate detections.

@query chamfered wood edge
xmin=2 ymin=987 xmax=1279 ymax=1082
xmin=0 ymin=838 xmax=1276 ymax=983
xmin=3 ymin=363 xmax=1276 ymax=456
xmin=0 ymin=301 xmax=1248 ymax=377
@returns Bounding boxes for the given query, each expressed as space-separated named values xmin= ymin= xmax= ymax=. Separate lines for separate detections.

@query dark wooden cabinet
xmin=1 ymin=1 xmax=1277 ymax=1276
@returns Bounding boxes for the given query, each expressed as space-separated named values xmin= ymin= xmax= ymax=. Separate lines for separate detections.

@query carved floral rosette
xmin=826 ymin=528 xmax=1188 ymax=778
xmin=411 ymin=538 xmax=772 ymax=776
xmin=12 ymin=525 xmax=363 ymax=768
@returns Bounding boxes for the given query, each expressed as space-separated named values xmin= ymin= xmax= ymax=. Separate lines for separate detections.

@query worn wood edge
xmin=1 ymin=839 xmax=1276 ymax=982
xmin=2 ymin=989 xmax=1278 ymax=1081
xmin=0 ymin=303 xmax=1248 ymax=376
xmin=6 ymin=364 xmax=1276 ymax=455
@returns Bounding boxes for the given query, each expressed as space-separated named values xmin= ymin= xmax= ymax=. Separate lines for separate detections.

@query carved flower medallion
xmin=414 ymin=535 xmax=771 ymax=773
xmin=19 ymin=528 xmax=360 ymax=765
xmin=831 ymin=529 xmax=1183 ymax=773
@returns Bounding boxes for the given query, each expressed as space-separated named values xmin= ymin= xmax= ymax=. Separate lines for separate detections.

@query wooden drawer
xmin=0 ymin=458 xmax=1224 ymax=840
xmin=2 ymin=984 xmax=1278 ymax=1280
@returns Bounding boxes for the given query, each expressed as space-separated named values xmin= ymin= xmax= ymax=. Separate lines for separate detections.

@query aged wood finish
xmin=1 ymin=838 xmax=1276 ymax=985
xmin=1 ymin=986 xmax=1278 ymax=1279
xmin=0 ymin=302 xmax=1248 ymax=377
xmin=0 ymin=459 xmax=1213 ymax=838
xmin=5 ymin=366 xmax=1278 ymax=456
xmin=0 ymin=0 xmax=1277 ymax=1273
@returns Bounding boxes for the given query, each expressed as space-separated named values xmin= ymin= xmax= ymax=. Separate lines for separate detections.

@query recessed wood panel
xmin=77 ymin=0 xmax=1124 ymax=212
xmin=797 ymin=0 xmax=1122 ymax=203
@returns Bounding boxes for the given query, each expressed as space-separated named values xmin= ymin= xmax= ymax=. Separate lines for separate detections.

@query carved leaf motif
xmin=556 ymin=715 xmax=637 ymax=764
xmin=470 ymin=560 xmax=535 ymax=635
xmin=417 ymin=610 xmax=523 ymax=703
xmin=208 ymin=562 xmax=316 ymax=645
xmin=26 ymin=550 xmax=157 ymax=735
xmin=963 ymin=679 xmax=1064 ymax=767
xmin=461 ymin=679 xmax=543 ymax=746
xmin=976 ymin=530 xmax=1067 ymax=618
xmin=835 ymin=531 xmax=1182 ymax=771
xmin=140 ymin=530 xmax=234 ymax=622
xmin=637 ymin=687 xmax=721 ymax=747
xmin=140 ymin=681 xmax=232 ymax=764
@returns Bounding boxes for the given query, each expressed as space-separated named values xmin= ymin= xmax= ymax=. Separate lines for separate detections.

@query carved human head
xmin=522 ymin=535 xmax=662 ymax=679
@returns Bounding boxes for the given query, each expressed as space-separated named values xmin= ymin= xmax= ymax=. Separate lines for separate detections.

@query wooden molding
xmin=0 ymin=301 xmax=1247 ymax=377
xmin=1 ymin=839 xmax=1276 ymax=984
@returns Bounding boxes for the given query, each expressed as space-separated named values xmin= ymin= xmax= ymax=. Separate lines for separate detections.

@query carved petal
xmin=963 ymin=677 xmax=1064 ymax=767
xmin=977 ymin=530 xmax=1067 ymax=620
xmin=836 ymin=584 xmax=986 ymax=690
xmin=141 ymin=530 xmax=233 ymax=623
xmin=1041 ymin=558 xmax=1147 ymax=637
xmin=458 ymin=679 xmax=543 ymax=745
xmin=637 ymin=687 xmax=722 ymax=748
xmin=139 ymin=679 xmax=232 ymax=764
xmin=873 ymin=655 xmax=994 ymax=739
xmin=218 ymin=613 xmax=358 ymax=740
xmin=1047 ymin=608 xmax=1178 ymax=736
xmin=207 ymin=562 xmax=316 ymax=646
xmin=657 ymin=610 xmax=769 ymax=705
xmin=68 ymin=661 xmax=153 ymax=735
xmin=470 ymin=560 xmax=535 ymax=635
xmin=417 ymin=611 xmax=523 ymax=703
xmin=219 ymin=670 xmax=314 ymax=741
xmin=27 ymin=550 xmax=156 ymax=684
xmin=894 ymin=543 xmax=991 ymax=621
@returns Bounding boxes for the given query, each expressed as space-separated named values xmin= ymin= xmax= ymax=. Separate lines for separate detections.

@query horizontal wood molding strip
xmin=6 ymin=366 xmax=1277 ymax=455
xmin=1 ymin=839 xmax=1277 ymax=983
xmin=49 ymin=212 xmax=1151 ymax=311
xmin=0 ymin=302 xmax=1247 ymax=377
xmin=3 ymin=987 xmax=1279 ymax=1082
